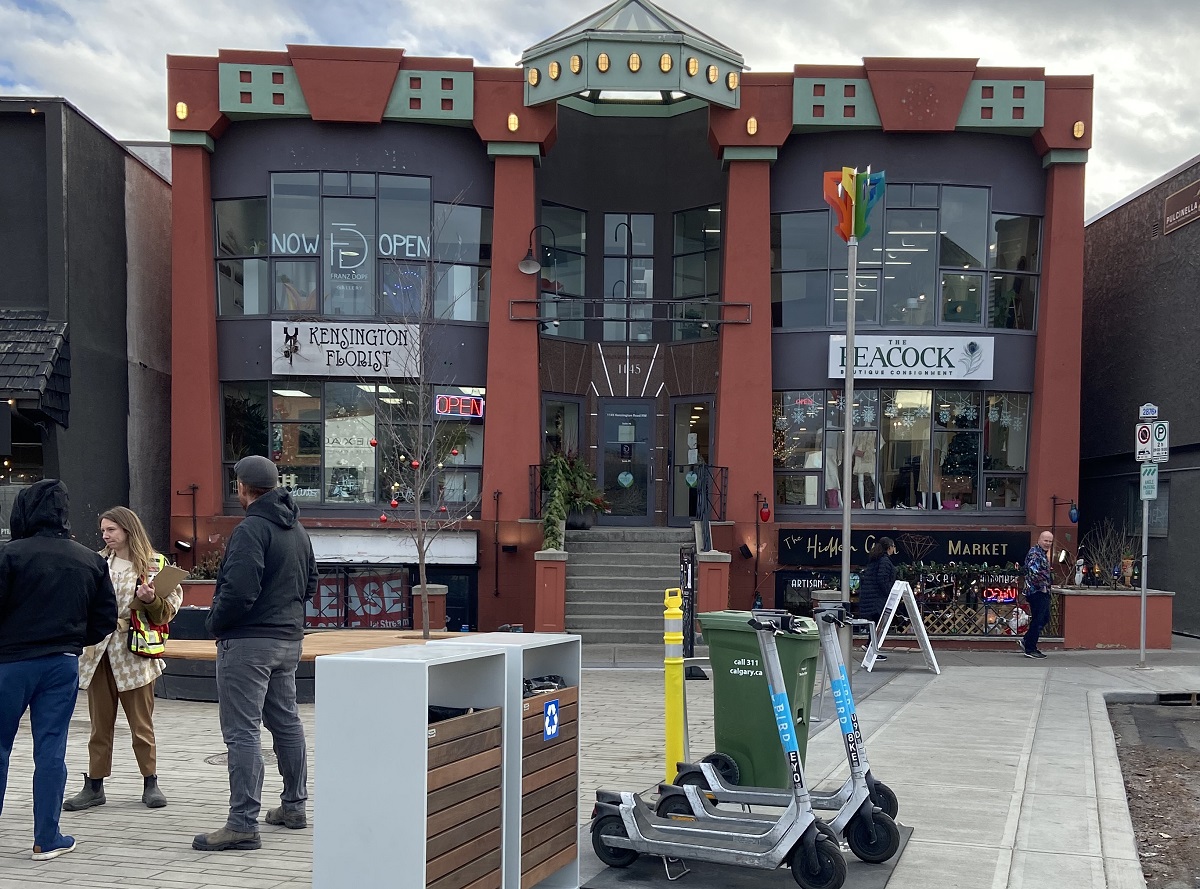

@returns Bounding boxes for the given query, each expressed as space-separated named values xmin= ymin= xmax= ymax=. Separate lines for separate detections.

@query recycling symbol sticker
xmin=543 ymin=698 xmax=560 ymax=740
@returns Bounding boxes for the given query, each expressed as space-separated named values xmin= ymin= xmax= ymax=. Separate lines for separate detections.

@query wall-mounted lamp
xmin=738 ymin=543 xmax=753 ymax=560
xmin=519 ymin=224 xmax=558 ymax=275
xmin=537 ymin=320 xmax=560 ymax=332
xmin=501 ymin=544 xmax=519 ymax=553
xmin=1051 ymin=494 xmax=1079 ymax=524
xmin=175 ymin=540 xmax=193 ymax=552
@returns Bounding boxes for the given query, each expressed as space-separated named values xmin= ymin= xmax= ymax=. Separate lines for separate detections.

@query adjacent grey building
xmin=1081 ymin=153 xmax=1200 ymax=635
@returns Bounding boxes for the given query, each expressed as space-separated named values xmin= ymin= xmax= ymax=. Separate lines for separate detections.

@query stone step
xmin=564 ymin=552 xmax=687 ymax=568
xmin=565 ymin=576 xmax=683 ymax=592
xmin=565 ymin=584 xmax=680 ymax=600
xmin=565 ymin=529 xmax=695 ymax=544
xmin=567 ymin=566 xmax=680 ymax=581
xmin=566 ymin=603 xmax=664 ymax=619
xmin=567 ymin=627 xmax=668 ymax=645
xmin=567 ymin=541 xmax=691 ymax=555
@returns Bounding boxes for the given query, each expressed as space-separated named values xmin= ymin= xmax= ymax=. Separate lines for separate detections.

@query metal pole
xmin=1138 ymin=488 xmax=1149 ymax=668
xmin=839 ymin=237 xmax=858 ymax=682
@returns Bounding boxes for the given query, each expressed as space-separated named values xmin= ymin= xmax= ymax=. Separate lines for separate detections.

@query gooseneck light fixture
xmin=518 ymin=224 xmax=558 ymax=275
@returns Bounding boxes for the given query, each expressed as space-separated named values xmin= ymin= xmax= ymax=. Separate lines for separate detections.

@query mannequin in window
xmin=918 ymin=444 xmax=942 ymax=510
xmin=824 ymin=436 xmax=843 ymax=508
xmin=853 ymin=431 xmax=877 ymax=508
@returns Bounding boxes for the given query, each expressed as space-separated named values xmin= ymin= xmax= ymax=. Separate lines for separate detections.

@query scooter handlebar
xmin=748 ymin=609 xmax=804 ymax=634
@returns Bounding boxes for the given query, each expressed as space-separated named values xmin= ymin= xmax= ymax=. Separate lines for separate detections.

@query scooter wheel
xmin=815 ymin=818 xmax=840 ymax=848
xmin=701 ymin=751 xmax=741 ymax=786
xmin=655 ymin=794 xmax=697 ymax=821
xmin=791 ymin=835 xmax=846 ymax=889
xmin=869 ymin=780 xmax=899 ymax=819
xmin=674 ymin=770 xmax=713 ymax=791
xmin=845 ymin=809 xmax=900 ymax=864
xmin=591 ymin=815 xmax=639 ymax=868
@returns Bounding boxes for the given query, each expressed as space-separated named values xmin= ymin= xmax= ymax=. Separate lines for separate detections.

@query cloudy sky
xmin=1 ymin=0 xmax=1195 ymax=218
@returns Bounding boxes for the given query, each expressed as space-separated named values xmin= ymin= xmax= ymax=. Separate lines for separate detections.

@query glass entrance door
xmin=670 ymin=399 xmax=713 ymax=525
xmin=599 ymin=399 xmax=654 ymax=524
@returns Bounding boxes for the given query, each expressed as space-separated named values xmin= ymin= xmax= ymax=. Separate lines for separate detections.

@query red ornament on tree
xmin=379 ymin=513 xmax=389 ymax=522
xmin=410 ymin=459 xmax=420 ymax=469
xmin=450 ymin=448 xmax=459 ymax=457
xmin=439 ymin=505 xmax=447 ymax=512
xmin=390 ymin=499 xmax=399 ymax=509
xmin=759 ymin=502 xmax=771 ymax=523
xmin=369 ymin=438 xmax=377 ymax=448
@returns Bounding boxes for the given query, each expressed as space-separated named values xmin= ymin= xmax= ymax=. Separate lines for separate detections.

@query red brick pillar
xmin=533 ymin=551 xmax=568 ymax=632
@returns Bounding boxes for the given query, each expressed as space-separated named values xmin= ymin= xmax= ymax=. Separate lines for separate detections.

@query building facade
xmin=1081 ymin=155 xmax=1200 ymax=636
xmin=166 ymin=0 xmax=1091 ymax=634
xmin=0 ymin=98 xmax=172 ymax=545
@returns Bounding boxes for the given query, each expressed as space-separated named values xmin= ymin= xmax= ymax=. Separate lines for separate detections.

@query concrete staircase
xmin=564 ymin=527 xmax=697 ymax=646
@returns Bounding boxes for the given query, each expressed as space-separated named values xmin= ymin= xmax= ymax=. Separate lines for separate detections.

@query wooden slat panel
xmin=522 ymin=702 xmax=577 ymax=737
xmin=428 ymin=727 xmax=502 ymax=769
xmin=522 ymin=735 xmax=576 ymax=775
xmin=522 ymin=790 xmax=575 ymax=834
xmin=428 ymin=847 xmax=501 ymax=889
xmin=521 ymin=754 xmax=576 ymax=795
xmin=427 ymin=807 xmax=502 ymax=860
xmin=520 ymin=843 xmax=577 ymax=889
xmin=520 ymin=685 xmax=577 ymax=716
xmin=428 ymin=748 xmax=503 ymax=791
xmin=428 ymin=707 xmax=502 ymax=747
xmin=427 ymin=828 xmax=501 ymax=884
xmin=520 ymin=825 xmax=576 ymax=877
xmin=429 ymin=786 xmax=502 ymax=835
xmin=458 ymin=870 xmax=502 ymax=889
xmin=521 ymin=805 xmax=576 ymax=853
xmin=521 ymin=719 xmax=577 ymax=756
xmin=428 ymin=767 xmax=501 ymax=815
xmin=521 ymin=774 xmax=576 ymax=813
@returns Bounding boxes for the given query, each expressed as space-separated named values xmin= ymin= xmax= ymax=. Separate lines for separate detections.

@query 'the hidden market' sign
xmin=1163 ymin=180 xmax=1200 ymax=236
xmin=778 ymin=528 xmax=1031 ymax=568
xmin=828 ymin=335 xmax=995 ymax=380
xmin=271 ymin=321 xmax=420 ymax=377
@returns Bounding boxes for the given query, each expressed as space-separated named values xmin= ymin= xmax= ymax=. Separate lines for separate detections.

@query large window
xmin=215 ymin=173 xmax=491 ymax=322
xmin=773 ymin=387 xmax=1030 ymax=512
xmin=222 ymin=380 xmax=483 ymax=508
xmin=603 ymin=213 xmax=654 ymax=342
xmin=771 ymin=186 xmax=1042 ymax=332
xmin=538 ymin=204 xmax=586 ymax=338
xmin=673 ymin=207 xmax=721 ymax=340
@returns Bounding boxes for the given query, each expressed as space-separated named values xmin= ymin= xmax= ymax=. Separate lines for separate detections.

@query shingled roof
xmin=0 ymin=311 xmax=71 ymax=428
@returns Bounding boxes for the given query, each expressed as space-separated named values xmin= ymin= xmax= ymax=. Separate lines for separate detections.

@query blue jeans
xmin=1024 ymin=592 xmax=1051 ymax=653
xmin=0 ymin=654 xmax=80 ymax=848
xmin=215 ymin=638 xmax=308 ymax=832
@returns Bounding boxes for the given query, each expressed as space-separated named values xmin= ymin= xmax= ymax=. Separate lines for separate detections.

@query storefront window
xmin=222 ymin=382 xmax=269 ymax=496
xmin=880 ymin=209 xmax=937 ymax=326
xmin=772 ymin=391 xmax=825 ymax=506
xmin=939 ymin=186 xmax=989 ymax=269
xmin=543 ymin=399 xmax=581 ymax=456
xmin=432 ymin=203 xmax=492 ymax=322
xmin=215 ymin=199 xmax=268 ymax=257
xmin=539 ymin=204 xmax=586 ymax=338
xmin=673 ymin=207 xmax=720 ymax=341
xmin=274 ymin=260 xmax=319 ymax=313
xmin=934 ymin=390 xmax=982 ymax=510
xmin=831 ymin=270 xmax=880 ymax=324
xmin=325 ymin=383 xmax=376 ymax=502
xmin=323 ymin=197 xmax=376 ymax=316
xmin=270 ymin=173 xmax=319 ymax=256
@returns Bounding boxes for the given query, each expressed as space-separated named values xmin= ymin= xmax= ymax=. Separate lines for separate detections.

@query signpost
xmin=1135 ymin=404 xmax=1167 ymax=668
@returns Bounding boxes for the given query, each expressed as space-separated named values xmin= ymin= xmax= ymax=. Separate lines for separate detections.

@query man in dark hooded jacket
xmin=193 ymin=456 xmax=318 ymax=852
xmin=0 ymin=479 xmax=116 ymax=861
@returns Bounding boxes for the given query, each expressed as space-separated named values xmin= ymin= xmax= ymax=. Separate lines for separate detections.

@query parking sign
xmin=1140 ymin=463 xmax=1158 ymax=501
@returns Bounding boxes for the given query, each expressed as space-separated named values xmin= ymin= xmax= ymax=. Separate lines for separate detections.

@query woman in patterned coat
xmin=63 ymin=507 xmax=183 ymax=811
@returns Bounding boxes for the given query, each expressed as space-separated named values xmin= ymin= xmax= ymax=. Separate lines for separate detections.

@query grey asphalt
xmin=1 ymin=638 xmax=1198 ymax=888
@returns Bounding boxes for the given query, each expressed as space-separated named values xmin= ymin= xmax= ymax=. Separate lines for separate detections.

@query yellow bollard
xmin=663 ymin=587 xmax=685 ymax=784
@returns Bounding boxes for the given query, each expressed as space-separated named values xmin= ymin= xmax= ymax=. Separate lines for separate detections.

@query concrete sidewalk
xmin=0 ymin=641 xmax=1196 ymax=888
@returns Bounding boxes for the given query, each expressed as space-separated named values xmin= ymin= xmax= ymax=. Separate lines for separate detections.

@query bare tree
xmin=1079 ymin=517 xmax=1136 ymax=590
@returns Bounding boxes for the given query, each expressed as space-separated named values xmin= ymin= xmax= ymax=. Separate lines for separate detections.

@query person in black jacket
xmin=0 ymin=479 xmax=116 ymax=861
xmin=193 ymin=456 xmax=318 ymax=853
xmin=856 ymin=537 xmax=897 ymax=659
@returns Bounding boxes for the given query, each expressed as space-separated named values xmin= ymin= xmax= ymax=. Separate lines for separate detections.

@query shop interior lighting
xmin=273 ymin=389 xmax=316 ymax=398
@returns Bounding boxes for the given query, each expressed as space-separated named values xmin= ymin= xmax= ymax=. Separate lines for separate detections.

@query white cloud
xmin=2 ymin=0 xmax=1197 ymax=216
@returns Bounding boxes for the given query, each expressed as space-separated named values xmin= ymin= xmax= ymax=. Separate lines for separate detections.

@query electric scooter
xmin=659 ymin=604 xmax=899 ymax=863
xmin=589 ymin=611 xmax=847 ymax=889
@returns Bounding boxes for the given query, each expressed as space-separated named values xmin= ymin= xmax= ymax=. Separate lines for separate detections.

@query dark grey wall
xmin=772 ymin=132 xmax=1046 ymax=215
xmin=56 ymin=104 xmax=131 ymax=547
xmin=1081 ymin=157 xmax=1200 ymax=635
xmin=0 ymin=113 xmax=50 ymax=310
xmin=211 ymin=119 xmax=495 ymax=206
xmin=537 ymin=106 xmax=725 ymax=304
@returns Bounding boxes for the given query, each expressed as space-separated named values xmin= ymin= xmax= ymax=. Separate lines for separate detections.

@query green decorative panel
xmin=168 ymin=131 xmax=215 ymax=151
xmin=218 ymin=63 xmax=310 ymax=118
xmin=1042 ymin=149 xmax=1088 ymax=168
xmin=383 ymin=70 xmax=474 ymax=124
xmin=957 ymin=81 xmax=1044 ymax=131
xmin=792 ymin=78 xmax=880 ymax=130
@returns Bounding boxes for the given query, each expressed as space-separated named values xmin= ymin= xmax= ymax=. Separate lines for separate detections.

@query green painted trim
xmin=487 ymin=142 xmax=542 ymax=158
xmin=218 ymin=63 xmax=310 ymax=118
xmin=169 ymin=131 xmax=214 ymax=152
xmin=793 ymin=78 xmax=880 ymax=129
xmin=557 ymin=95 xmax=706 ymax=117
xmin=722 ymin=146 xmax=778 ymax=165
xmin=1043 ymin=149 xmax=1089 ymax=167
xmin=384 ymin=70 xmax=474 ymax=122
xmin=957 ymin=80 xmax=1045 ymax=130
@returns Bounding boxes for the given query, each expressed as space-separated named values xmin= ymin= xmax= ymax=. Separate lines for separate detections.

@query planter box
xmin=180 ymin=580 xmax=215 ymax=608
xmin=1057 ymin=587 xmax=1175 ymax=650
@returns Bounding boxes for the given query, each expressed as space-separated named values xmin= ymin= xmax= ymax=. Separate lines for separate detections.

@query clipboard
xmin=150 ymin=564 xmax=190 ymax=596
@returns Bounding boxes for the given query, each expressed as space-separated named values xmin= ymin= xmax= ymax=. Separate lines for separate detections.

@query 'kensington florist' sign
xmin=271 ymin=321 xmax=420 ymax=377
xmin=829 ymin=335 xmax=994 ymax=380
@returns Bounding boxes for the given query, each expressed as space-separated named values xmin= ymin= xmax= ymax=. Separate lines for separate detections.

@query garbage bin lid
xmin=697 ymin=610 xmax=817 ymax=635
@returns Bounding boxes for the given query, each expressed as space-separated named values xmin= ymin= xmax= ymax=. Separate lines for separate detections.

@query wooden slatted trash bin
xmin=431 ymin=633 xmax=582 ymax=889
xmin=314 ymin=644 xmax=507 ymax=889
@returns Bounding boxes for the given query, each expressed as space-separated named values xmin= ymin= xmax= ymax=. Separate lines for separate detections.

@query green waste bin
xmin=698 ymin=610 xmax=820 ymax=789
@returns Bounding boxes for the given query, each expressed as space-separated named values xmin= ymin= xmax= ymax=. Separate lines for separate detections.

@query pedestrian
xmin=0 ymin=480 xmax=117 ymax=861
xmin=64 ymin=507 xmax=184 ymax=812
xmin=855 ymin=537 xmax=897 ymax=661
xmin=1021 ymin=530 xmax=1054 ymax=659
xmin=193 ymin=456 xmax=318 ymax=852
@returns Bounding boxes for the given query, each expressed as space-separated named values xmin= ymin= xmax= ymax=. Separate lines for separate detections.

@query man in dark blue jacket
xmin=194 ymin=456 xmax=318 ymax=852
xmin=0 ymin=480 xmax=116 ymax=861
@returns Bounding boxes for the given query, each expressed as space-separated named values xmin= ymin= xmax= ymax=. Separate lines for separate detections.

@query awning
xmin=0 ymin=311 xmax=70 ymax=428
xmin=308 ymin=529 xmax=478 ymax=565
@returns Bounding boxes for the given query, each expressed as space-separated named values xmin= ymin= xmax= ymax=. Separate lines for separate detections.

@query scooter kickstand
xmin=660 ymin=855 xmax=691 ymax=881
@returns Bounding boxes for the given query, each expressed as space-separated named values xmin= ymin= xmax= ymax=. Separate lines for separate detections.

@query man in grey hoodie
xmin=193 ymin=457 xmax=318 ymax=852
